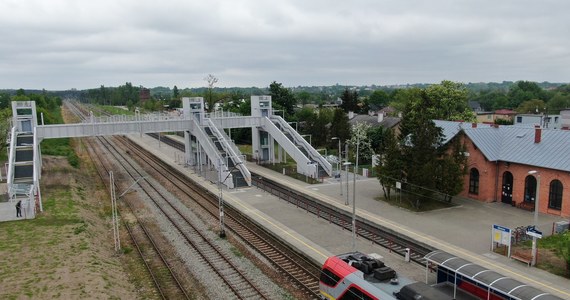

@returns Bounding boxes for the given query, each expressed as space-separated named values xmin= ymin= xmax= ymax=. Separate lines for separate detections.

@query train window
xmin=320 ymin=268 xmax=341 ymax=287
xmin=339 ymin=286 xmax=373 ymax=300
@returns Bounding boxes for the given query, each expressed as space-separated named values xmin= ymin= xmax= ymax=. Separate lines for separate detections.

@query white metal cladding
xmin=211 ymin=116 xmax=261 ymax=128
xmin=35 ymin=120 xmax=193 ymax=139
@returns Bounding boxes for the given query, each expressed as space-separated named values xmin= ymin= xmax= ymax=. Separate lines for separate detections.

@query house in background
xmin=468 ymin=100 xmax=483 ymax=113
xmin=139 ymin=87 xmax=151 ymax=103
xmin=348 ymin=112 xmax=401 ymax=134
xmin=514 ymin=114 xmax=561 ymax=129
xmin=559 ymin=109 xmax=570 ymax=129
xmin=476 ymin=109 xmax=517 ymax=124
xmin=435 ymin=120 xmax=570 ymax=217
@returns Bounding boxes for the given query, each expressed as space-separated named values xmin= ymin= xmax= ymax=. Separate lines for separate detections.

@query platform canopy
xmin=425 ymin=251 xmax=563 ymax=300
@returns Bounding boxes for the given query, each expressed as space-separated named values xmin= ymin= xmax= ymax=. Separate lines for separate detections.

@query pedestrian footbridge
xmin=4 ymin=97 xmax=331 ymax=220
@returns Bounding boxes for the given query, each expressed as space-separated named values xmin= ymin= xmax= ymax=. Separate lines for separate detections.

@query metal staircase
xmin=269 ymin=116 xmax=332 ymax=177
xmin=190 ymin=116 xmax=250 ymax=188
xmin=203 ymin=118 xmax=250 ymax=187
xmin=7 ymin=102 xmax=41 ymax=219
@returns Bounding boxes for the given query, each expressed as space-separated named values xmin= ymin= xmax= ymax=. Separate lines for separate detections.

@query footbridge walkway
xmin=3 ymin=97 xmax=331 ymax=220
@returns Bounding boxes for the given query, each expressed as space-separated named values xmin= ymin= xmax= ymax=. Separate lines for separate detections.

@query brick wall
xmin=459 ymin=135 xmax=570 ymax=217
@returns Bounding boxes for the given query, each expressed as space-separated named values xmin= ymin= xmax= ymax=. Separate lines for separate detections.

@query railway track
xmin=115 ymin=136 xmax=322 ymax=299
xmin=85 ymin=137 xmax=191 ymax=299
xmin=157 ymin=134 xmax=435 ymax=265
xmin=65 ymin=105 xmax=298 ymax=299
xmin=252 ymin=177 xmax=435 ymax=263
xmin=91 ymin=135 xmax=271 ymax=299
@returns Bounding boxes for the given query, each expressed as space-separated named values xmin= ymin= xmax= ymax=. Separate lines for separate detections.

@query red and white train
xmin=319 ymin=252 xmax=451 ymax=300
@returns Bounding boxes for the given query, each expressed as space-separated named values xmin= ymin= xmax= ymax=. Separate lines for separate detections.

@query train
xmin=319 ymin=252 xmax=452 ymax=300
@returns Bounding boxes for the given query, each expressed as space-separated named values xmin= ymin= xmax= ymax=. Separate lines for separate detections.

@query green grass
xmin=40 ymin=138 xmax=80 ymax=168
xmin=100 ymin=105 xmax=135 ymax=116
xmin=376 ymin=193 xmax=456 ymax=212
xmin=230 ymin=246 xmax=244 ymax=258
xmin=539 ymin=230 xmax=570 ymax=274
xmin=237 ymin=144 xmax=253 ymax=155
xmin=0 ymin=185 xmax=86 ymax=298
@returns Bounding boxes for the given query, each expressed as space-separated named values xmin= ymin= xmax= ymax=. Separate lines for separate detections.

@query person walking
xmin=16 ymin=200 xmax=22 ymax=218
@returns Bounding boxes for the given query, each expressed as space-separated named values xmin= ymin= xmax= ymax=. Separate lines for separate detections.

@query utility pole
xmin=352 ymin=136 xmax=359 ymax=252
xmin=109 ymin=171 xmax=121 ymax=252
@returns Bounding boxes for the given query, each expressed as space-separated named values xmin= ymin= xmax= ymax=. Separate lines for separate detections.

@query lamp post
xmin=218 ymin=160 xmax=243 ymax=238
xmin=343 ymin=162 xmax=352 ymax=205
xmin=352 ymin=136 xmax=360 ymax=252
xmin=332 ymin=137 xmax=342 ymax=196
xmin=528 ymin=170 xmax=540 ymax=266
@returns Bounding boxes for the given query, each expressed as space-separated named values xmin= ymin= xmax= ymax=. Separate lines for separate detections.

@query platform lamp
xmin=528 ymin=170 xmax=540 ymax=266
xmin=218 ymin=160 xmax=243 ymax=238
xmin=343 ymin=162 xmax=352 ymax=206
xmin=332 ymin=137 xmax=342 ymax=196
xmin=352 ymin=135 xmax=360 ymax=252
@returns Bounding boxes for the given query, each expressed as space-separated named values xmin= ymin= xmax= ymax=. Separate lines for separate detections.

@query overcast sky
xmin=1 ymin=0 xmax=569 ymax=90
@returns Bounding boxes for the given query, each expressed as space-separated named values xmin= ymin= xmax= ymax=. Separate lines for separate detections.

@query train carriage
xmin=319 ymin=252 xmax=409 ymax=300
xmin=319 ymin=252 xmax=454 ymax=300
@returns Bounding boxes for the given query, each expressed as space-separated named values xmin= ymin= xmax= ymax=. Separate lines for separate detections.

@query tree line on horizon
xmin=2 ymin=80 xmax=570 ymax=209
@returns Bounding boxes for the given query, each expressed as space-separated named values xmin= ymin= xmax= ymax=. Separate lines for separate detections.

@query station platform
xmin=127 ymin=133 xmax=570 ymax=299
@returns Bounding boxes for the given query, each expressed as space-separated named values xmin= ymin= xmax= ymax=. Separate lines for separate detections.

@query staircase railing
xmin=6 ymin=127 xmax=17 ymax=200
xmin=205 ymin=118 xmax=251 ymax=186
xmin=270 ymin=116 xmax=332 ymax=176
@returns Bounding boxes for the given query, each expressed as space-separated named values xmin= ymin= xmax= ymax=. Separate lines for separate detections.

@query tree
xmin=389 ymin=88 xmax=422 ymax=115
xmin=516 ymin=99 xmax=546 ymax=114
xmin=308 ymin=112 xmax=329 ymax=147
xmin=507 ymin=81 xmax=546 ymax=109
xmin=99 ymin=85 xmax=107 ymax=105
xmin=472 ymin=90 xmax=508 ymax=111
xmin=385 ymin=85 xmax=469 ymax=210
xmin=376 ymin=128 xmax=402 ymax=201
xmin=399 ymin=91 xmax=444 ymax=209
xmin=295 ymin=107 xmax=317 ymax=132
xmin=173 ymin=85 xmax=179 ymax=100
xmin=435 ymin=135 xmax=467 ymax=202
xmin=340 ymin=88 xmax=358 ymax=113
xmin=0 ymin=108 xmax=12 ymax=156
xmin=204 ymin=74 xmax=218 ymax=112
xmin=297 ymin=91 xmax=311 ymax=106
xmin=547 ymin=92 xmax=570 ymax=114
xmin=0 ymin=93 xmax=10 ymax=109
xmin=425 ymin=80 xmax=471 ymax=121
xmin=329 ymin=108 xmax=350 ymax=145
xmin=367 ymin=125 xmax=388 ymax=155
xmin=368 ymin=90 xmax=390 ymax=108
xmin=348 ymin=122 xmax=374 ymax=163
xmin=269 ymin=81 xmax=296 ymax=116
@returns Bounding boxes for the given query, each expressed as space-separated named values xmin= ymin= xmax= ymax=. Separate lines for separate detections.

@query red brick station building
xmin=435 ymin=120 xmax=570 ymax=218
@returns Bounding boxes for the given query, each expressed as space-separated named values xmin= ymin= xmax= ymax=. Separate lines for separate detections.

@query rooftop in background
xmin=434 ymin=120 xmax=570 ymax=172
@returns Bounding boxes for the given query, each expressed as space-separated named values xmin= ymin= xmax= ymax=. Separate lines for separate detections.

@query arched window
xmin=469 ymin=168 xmax=479 ymax=194
xmin=524 ymin=176 xmax=537 ymax=203
xmin=548 ymin=180 xmax=563 ymax=210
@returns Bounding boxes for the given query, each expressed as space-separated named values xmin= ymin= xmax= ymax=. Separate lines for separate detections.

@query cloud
xmin=0 ymin=0 xmax=569 ymax=90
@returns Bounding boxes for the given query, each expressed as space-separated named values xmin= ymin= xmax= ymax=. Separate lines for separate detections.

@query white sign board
xmin=492 ymin=224 xmax=511 ymax=245
xmin=491 ymin=224 xmax=512 ymax=257
xmin=526 ymin=230 xmax=543 ymax=239
xmin=396 ymin=181 xmax=401 ymax=189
